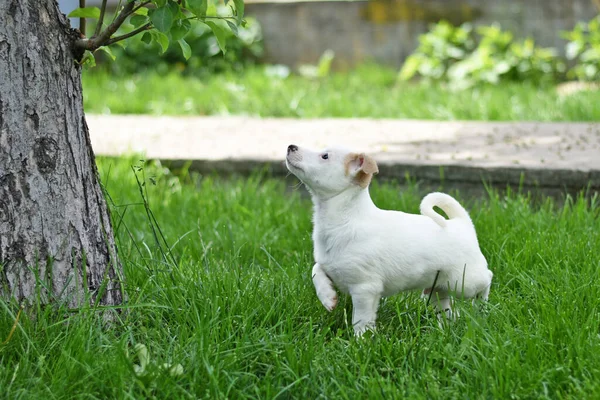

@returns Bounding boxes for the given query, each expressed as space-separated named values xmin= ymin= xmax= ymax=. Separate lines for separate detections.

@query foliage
xmin=69 ymin=0 xmax=247 ymax=67
xmin=98 ymin=14 xmax=263 ymax=77
xmin=562 ymin=16 xmax=600 ymax=81
xmin=400 ymin=21 xmax=564 ymax=87
xmin=448 ymin=25 xmax=564 ymax=88
xmin=2 ymin=158 xmax=600 ymax=397
xmin=82 ymin=64 xmax=600 ymax=121
xmin=398 ymin=21 xmax=475 ymax=82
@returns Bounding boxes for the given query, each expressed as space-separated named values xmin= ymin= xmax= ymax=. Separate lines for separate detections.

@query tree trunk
xmin=0 ymin=0 xmax=124 ymax=308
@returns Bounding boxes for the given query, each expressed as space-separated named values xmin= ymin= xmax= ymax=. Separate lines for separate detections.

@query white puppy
xmin=285 ymin=144 xmax=493 ymax=336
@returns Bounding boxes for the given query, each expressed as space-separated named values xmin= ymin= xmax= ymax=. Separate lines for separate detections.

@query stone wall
xmin=246 ymin=0 xmax=599 ymax=69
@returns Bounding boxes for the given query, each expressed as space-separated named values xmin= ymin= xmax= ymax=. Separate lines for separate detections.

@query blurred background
xmin=60 ymin=0 xmax=600 ymax=121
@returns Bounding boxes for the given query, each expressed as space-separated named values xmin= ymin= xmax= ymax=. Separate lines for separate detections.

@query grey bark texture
xmin=0 ymin=0 xmax=124 ymax=308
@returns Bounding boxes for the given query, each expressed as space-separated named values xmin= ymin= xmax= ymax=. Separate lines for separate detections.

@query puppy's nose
xmin=287 ymin=144 xmax=298 ymax=154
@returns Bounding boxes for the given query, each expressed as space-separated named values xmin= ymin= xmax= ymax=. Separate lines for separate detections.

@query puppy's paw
xmin=353 ymin=322 xmax=376 ymax=338
xmin=317 ymin=289 xmax=338 ymax=312
xmin=312 ymin=264 xmax=338 ymax=312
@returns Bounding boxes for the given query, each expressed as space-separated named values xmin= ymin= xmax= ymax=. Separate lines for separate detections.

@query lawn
xmin=82 ymin=65 xmax=600 ymax=121
xmin=1 ymin=157 xmax=599 ymax=398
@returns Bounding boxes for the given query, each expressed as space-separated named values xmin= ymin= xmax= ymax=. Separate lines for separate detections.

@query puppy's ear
xmin=345 ymin=153 xmax=379 ymax=188
xmin=361 ymin=154 xmax=379 ymax=175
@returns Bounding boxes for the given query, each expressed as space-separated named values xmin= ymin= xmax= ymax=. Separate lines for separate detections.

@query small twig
xmin=105 ymin=22 xmax=152 ymax=46
xmin=185 ymin=15 xmax=238 ymax=22
xmin=94 ymin=0 xmax=108 ymax=37
xmin=79 ymin=0 xmax=86 ymax=36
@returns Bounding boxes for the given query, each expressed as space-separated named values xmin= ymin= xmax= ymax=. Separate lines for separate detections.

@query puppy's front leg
xmin=312 ymin=263 xmax=338 ymax=311
xmin=350 ymin=287 xmax=381 ymax=337
xmin=423 ymin=288 xmax=457 ymax=324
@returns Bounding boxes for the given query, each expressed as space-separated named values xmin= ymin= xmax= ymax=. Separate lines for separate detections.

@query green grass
xmin=82 ymin=64 xmax=600 ymax=120
xmin=2 ymin=158 xmax=600 ymax=398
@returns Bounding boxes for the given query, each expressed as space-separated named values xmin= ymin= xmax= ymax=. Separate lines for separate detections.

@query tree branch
xmin=74 ymin=1 xmax=136 ymax=52
xmin=79 ymin=0 xmax=86 ymax=37
xmin=94 ymin=0 xmax=108 ymax=37
xmin=105 ymin=23 xmax=152 ymax=46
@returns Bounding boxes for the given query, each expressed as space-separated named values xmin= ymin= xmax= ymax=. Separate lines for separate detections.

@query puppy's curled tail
xmin=420 ymin=192 xmax=473 ymax=228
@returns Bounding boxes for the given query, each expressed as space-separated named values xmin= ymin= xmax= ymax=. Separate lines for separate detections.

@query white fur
xmin=286 ymin=145 xmax=493 ymax=336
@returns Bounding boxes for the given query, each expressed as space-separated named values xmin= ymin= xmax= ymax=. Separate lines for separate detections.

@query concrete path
xmin=88 ymin=115 xmax=600 ymax=191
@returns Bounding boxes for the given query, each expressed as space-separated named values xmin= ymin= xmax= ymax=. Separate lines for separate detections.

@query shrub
xmin=448 ymin=25 xmax=564 ymax=88
xmin=562 ymin=16 xmax=600 ymax=81
xmin=398 ymin=21 xmax=475 ymax=82
xmin=400 ymin=21 xmax=564 ymax=87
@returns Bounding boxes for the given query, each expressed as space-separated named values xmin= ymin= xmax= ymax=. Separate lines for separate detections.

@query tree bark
xmin=0 ymin=0 xmax=124 ymax=308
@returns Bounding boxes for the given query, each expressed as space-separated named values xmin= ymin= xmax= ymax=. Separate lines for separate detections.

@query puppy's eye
xmin=321 ymin=153 xmax=329 ymax=160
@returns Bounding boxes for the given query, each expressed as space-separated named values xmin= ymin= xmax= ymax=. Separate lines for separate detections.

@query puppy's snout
xmin=287 ymin=144 xmax=299 ymax=154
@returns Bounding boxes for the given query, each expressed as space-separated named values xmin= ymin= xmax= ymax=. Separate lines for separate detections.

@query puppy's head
xmin=286 ymin=144 xmax=378 ymax=199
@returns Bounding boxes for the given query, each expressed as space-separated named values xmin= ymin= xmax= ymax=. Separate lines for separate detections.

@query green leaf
xmin=168 ymin=0 xmax=181 ymax=18
xmin=205 ymin=21 xmax=228 ymax=53
xmin=153 ymin=0 xmax=167 ymax=7
xmin=566 ymin=41 xmax=583 ymax=60
xmin=170 ymin=19 xmax=191 ymax=41
xmin=150 ymin=6 xmax=174 ymax=33
xmin=226 ymin=20 xmax=239 ymax=36
xmin=178 ymin=39 xmax=192 ymax=60
xmin=130 ymin=15 xmax=148 ymax=28
xmin=134 ymin=6 xmax=149 ymax=16
xmin=233 ymin=0 xmax=244 ymax=24
xmin=398 ymin=55 xmax=422 ymax=81
xmin=112 ymin=40 xmax=127 ymax=49
xmin=206 ymin=3 xmax=218 ymax=16
xmin=317 ymin=49 xmax=335 ymax=77
xmin=95 ymin=46 xmax=116 ymax=61
xmin=80 ymin=50 xmax=96 ymax=68
xmin=581 ymin=47 xmax=600 ymax=62
xmin=187 ymin=0 xmax=207 ymax=18
xmin=494 ymin=60 xmax=511 ymax=75
xmin=151 ymin=31 xmax=170 ymax=53
xmin=141 ymin=32 xmax=152 ymax=44
xmin=68 ymin=7 xmax=101 ymax=19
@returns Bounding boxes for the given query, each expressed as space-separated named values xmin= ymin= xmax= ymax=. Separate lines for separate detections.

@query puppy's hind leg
xmin=312 ymin=263 xmax=338 ymax=312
